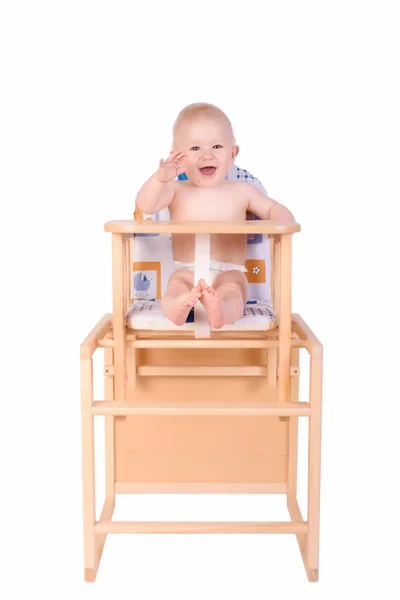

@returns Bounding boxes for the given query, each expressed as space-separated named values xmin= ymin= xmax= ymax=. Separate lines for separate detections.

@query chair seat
xmin=125 ymin=299 xmax=277 ymax=331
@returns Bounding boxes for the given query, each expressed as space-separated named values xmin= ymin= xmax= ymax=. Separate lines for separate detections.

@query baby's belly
xmin=172 ymin=234 xmax=247 ymax=265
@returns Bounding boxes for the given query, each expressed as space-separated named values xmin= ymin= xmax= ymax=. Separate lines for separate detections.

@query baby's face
xmin=173 ymin=116 xmax=237 ymax=187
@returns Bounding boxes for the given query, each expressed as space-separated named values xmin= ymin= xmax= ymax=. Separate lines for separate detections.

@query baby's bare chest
xmin=170 ymin=186 xmax=247 ymax=221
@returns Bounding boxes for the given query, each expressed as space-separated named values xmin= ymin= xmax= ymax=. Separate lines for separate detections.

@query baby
xmin=136 ymin=103 xmax=295 ymax=329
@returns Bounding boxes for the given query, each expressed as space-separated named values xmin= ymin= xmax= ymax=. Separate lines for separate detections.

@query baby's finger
xmin=166 ymin=150 xmax=180 ymax=163
xmin=176 ymin=164 xmax=186 ymax=176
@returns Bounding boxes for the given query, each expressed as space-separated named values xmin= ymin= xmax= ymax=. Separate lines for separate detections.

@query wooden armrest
xmin=291 ymin=314 xmax=323 ymax=359
xmin=104 ymin=220 xmax=301 ymax=234
xmin=80 ymin=314 xmax=113 ymax=359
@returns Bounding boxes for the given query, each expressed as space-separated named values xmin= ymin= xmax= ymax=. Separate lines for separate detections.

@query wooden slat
xmin=95 ymin=521 xmax=308 ymax=534
xmin=278 ymin=234 xmax=292 ymax=403
xmin=97 ymin=337 xmax=308 ymax=350
xmin=112 ymin=233 xmax=126 ymax=402
xmin=127 ymin=328 xmax=281 ymax=339
xmin=104 ymin=346 xmax=115 ymax=499
xmin=287 ymin=347 xmax=300 ymax=499
xmin=127 ymin=342 xmax=137 ymax=387
xmin=131 ymin=339 xmax=278 ymax=349
xmin=105 ymin=220 xmax=301 ymax=235
xmin=115 ymin=482 xmax=287 ymax=494
xmin=272 ymin=237 xmax=281 ymax=318
xmin=137 ymin=366 xmax=266 ymax=377
xmin=92 ymin=400 xmax=311 ymax=417
xmin=267 ymin=345 xmax=277 ymax=387
xmin=124 ymin=235 xmax=131 ymax=314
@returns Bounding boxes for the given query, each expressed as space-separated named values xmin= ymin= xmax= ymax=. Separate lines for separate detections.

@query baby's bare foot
xmin=169 ymin=286 xmax=202 ymax=326
xmin=199 ymin=283 xmax=224 ymax=329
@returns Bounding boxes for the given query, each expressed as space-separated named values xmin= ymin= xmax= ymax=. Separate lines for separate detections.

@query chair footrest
xmin=92 ymin=400 xmax=311 ymax=416
xmin=94 ymin=521 xmax=308 ymax=534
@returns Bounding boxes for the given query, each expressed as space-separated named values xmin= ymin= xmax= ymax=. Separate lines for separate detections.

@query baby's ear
xmin=232 ymin=145 xmax=239 ymax=159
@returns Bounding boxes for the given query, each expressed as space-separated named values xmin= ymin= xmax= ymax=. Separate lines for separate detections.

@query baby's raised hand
xmin=156 ymin=150 xmax=187 ymax=183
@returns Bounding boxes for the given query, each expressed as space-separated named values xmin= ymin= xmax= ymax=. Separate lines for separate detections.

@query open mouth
xmin=199 ymin=166 xmax=217 ymax=176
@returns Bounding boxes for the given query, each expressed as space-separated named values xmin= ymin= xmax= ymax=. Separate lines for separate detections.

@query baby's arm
xmin=245 ymin=184 xmax=295 ymax=222
xmin=136 ymin=150 xmax=186 ymax=214
xmin=136 ymin=175 xmax=176 ymax=215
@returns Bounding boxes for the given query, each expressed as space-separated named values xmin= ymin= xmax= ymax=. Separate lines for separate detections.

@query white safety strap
xmin=194 ymin=233 xmax=211 ymax=338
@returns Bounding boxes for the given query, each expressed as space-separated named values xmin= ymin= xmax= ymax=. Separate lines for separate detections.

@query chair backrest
xmin=132 ymin=164 xmax=275 ymax=305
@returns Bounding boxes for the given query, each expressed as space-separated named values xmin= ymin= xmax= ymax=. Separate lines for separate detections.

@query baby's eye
xmin=213 ymin=145 xmax=223 ymax=149
xmin=190 ymin=146 xmax=200 ymax=151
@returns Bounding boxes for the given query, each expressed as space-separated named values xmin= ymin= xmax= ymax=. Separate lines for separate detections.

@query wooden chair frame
xmin=80 ymin=219 xmax=323 ymax=582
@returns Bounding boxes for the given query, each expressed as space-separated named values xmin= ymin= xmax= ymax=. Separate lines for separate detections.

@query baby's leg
xmin=200 ymin=270 xmax=248 ymax=329
xmin=161 ymin=269 xmax=202 ymax=326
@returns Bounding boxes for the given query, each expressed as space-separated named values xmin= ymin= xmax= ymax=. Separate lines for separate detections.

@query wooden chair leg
xmin=287 ymin=347 xmax=299 ymax=499
xmin=306 ymin=356 xmax=323 ymax=577
xmin=112 ymin=233 xmax=127 ymax=402
xmin=104 ymin=346 xmax=115 ymax=499
xmin=81 ymin=358 xmax=96 ymax=581
xmin=278 ymin=234 xmax=292 ymax=403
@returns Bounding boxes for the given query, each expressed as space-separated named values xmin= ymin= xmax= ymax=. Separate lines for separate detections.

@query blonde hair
xmin=172 ymin=102 xmax=236 ymax=143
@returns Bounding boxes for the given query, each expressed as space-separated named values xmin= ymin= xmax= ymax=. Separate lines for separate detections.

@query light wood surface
xmin=288 ymin=348 xmax=300 ymax=499
xmin=80 ymin=314 xmax=112 ymax=359
xmin=307 ymin=357 xmax=323 ymax=571
xmin=124 ymin=235 xmax=131 ymax=313
xmin=128 ymin=339 xmax=278 ymax=349
xmin=93 ymin=400 xmax=311 ymax=416
xmin=137 ymin=365 xmax=266 ymax=376
xmin=288 ymin=497 xmax=318 ymax=582
xmin=98 ymin=337 xmax=307 ymax=350
xmin=126 ymin=342 xmax=137 ymax=387
xmin=112 ymin=234 xmax=126 ymax=402
xmin=292 ymin=314 xmax=323 ymax=358
xmin=278 ymin=234 xmax=292 ymax=403
xmin=80 ymin=209 xmax=323 ymax=582
xmin=104 ymin=346 xmax=115 ymax=499
xmin=105 ymin=220 xmax=301 ymax=234
xmin=115 ymin=482 xmax=287 ymax=494
xmin=94 ymin=521 xmax=308 ymax=535
xmin=80 ymin=359 xmax=96 ymax=576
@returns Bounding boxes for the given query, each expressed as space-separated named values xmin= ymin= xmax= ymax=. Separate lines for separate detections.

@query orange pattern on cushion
xmin=245 ymin=259 xmax=266 ymax=284
xmin=132 ymin=262 xmax=162 ymax=299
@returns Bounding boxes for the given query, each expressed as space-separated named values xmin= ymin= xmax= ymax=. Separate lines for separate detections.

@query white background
xmin=1 ymin=0 xmax=400 ymax=597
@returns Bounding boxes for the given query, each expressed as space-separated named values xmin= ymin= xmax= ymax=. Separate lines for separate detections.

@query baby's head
xmin=172 ymin=103 xmax=239 ymax=187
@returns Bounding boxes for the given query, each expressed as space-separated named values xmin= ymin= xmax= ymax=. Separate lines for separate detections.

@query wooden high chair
xmin=80 ymin=219 xmax=323 ymax=582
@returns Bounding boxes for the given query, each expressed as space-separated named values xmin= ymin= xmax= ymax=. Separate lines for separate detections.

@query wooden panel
xmin=137 ymin=347 xmax=265 ymax=367
xmin=115 ymin=410 xmax=287 ymax=483
xmin=114 ymin=348 xmax=290 ymax=486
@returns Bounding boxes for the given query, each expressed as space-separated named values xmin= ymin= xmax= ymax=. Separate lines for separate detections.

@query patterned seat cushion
xmin=126 ymin=298 xmax=277 ymax=331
